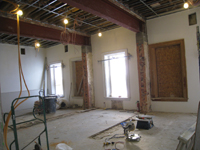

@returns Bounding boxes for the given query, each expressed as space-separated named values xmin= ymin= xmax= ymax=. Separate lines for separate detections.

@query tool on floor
xmin=103 ymin=141 xmax=111 ymax=146
xmin=121 ymin=120 xmax=141 ymax=141
xmin=136 ymin=115 xmax=154 ymax=130
xmin=34 ymin=141 xmax=43 ymax=150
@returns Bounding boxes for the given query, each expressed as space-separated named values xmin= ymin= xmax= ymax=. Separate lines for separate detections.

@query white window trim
xmin=102 ymin=49 xmax=131 ymax=101
xmin=49 ymin=61 xmax=64 ymax=97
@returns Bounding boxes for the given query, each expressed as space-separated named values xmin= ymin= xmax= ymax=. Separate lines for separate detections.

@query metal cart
xmin=3 ymin=95 xmax=49 ymax=150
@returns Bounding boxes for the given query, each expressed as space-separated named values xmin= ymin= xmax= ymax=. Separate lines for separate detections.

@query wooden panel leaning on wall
xmin=149 ymin=39 xmax=188 ymax=101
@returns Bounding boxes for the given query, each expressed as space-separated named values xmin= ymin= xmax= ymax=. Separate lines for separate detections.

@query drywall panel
xmin=91 ymin=27 xmax=140 ymax=110
xmin=147 ymin=7 xmax=200 ymax=113
xmin=0 ymin=43 xmax=45 ymax=112
xmin=46 ymin=44 xmax=83 ymax=106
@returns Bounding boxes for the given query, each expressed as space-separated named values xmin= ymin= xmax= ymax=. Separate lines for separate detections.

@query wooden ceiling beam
xmin=58 ymin=0 xmax=143 ymax=32
xmin=0 ymin=16 xmax=90 ymax=46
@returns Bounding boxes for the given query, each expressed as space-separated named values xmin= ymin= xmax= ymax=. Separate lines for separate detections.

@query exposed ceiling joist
xmin=58 ymin=0 xmax=143 ymax=32
xmin=108 ymin=0 xmax=146 ymax=22
xmin=0 ymin=16 xmax=90 ymax=46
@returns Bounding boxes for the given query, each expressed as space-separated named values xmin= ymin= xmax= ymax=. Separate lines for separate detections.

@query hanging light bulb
xmin=183 ymin=2 xmax=189 ymax=9
xmin=98 ymin=32 xmax=102 ymax=37
xmin=64 ymin=18 xmax=68 ymax=24
xmin=17 ymin=10 xmax=23 ymax=16
xmin=35 ymin=41 xmax=40 ymax=49
xmin=36 ymin=42 xmax=40 ymax=48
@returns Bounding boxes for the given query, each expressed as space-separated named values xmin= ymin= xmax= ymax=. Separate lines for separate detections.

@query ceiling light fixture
xmin=98 ymin=32 xmax=102 ymax=37
xmin=98 ymin=30 xmax=102 ymax=37
xmin=183 ymin=1 xmax=189 ymax=9
xmin=17 ymin=10 xmax=23 ymax=16
xmin=64 ymin=18 xmax=68 ymax=24
xmin=35 ymin=41 xmax=40 ymax=49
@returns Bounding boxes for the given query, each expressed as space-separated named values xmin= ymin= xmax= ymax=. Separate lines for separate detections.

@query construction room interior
xmin=0 ymin=0 xmax=200 ymax=150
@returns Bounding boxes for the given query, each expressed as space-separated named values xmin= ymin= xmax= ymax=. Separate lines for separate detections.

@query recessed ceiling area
xmin=0 ymin=33 xmax=60 ymax=48
xmin=0 ymin=0 xmax=120 ymax=34
xmin=0 ymin=0 xmax=199 ymax=47
xmin=115 ymin=0 xmax=200 ymax=19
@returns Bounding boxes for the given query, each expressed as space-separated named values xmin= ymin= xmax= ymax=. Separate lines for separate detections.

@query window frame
xmin=102 ymin=49 xmax=130 ymax=100
xmin=49 ymin=61 xmax=64 ymax=97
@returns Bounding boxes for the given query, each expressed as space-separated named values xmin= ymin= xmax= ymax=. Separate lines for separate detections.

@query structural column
xmin=136 ymin=32 xmax=151 ymax=114
xmin=82 ymin=46 xmax=95 ymax=109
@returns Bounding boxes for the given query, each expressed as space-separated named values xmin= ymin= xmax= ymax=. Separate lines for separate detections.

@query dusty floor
xmin=6 ymin=109 xmax=197 ymax=150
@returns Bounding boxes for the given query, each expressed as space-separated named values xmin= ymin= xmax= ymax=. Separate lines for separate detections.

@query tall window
xmin=103 ymin=50 xmax=129 ymax=99
xmin=50 ymin=62 xmax=64 ymax=96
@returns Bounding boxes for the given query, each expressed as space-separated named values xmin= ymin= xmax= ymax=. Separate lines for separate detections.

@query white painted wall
xmin=0 ymin=43 xmax=45 ymax=113
xmin=45 ymin=44 xmax=83 ymax=106
xmin=91 ymin=27 xmax=140 ymax=110
xmin=147 ymin=7 xmax=200 ymax=113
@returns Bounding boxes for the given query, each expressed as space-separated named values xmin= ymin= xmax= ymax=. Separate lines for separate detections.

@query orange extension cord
xmin=3 ymin=13 xmax=30 ymax=150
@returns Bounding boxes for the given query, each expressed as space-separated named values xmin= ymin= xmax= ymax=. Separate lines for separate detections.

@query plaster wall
xmin=147 ymin=7 xmax=200 ymax=113
xmin=0 ymin=43 xmax=45 ymax=113
xmin=91 ymin=27 xmax=140 ymax=110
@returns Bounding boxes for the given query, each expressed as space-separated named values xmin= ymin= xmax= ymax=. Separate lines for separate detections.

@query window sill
xmin=47 ymin=94 xmax=64 ymax=98
xmin=105 ymin=97 xmax=130 ymax=101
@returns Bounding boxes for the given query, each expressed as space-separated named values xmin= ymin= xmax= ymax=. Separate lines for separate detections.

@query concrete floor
xmin=6 ymin=109 xmax=197 ymax=150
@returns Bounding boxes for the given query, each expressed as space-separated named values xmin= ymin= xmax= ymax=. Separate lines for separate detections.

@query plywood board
xmin=149 ymin=39 xmax=188 ymax=101
xmin=155 ymin=44 xmax=183 ymax=97
xmin=75 ymin=61 xmax=83 ymax=96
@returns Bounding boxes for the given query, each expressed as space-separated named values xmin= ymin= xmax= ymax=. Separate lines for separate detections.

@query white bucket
xmin=55 ymin=143 xmax=73 ymax=150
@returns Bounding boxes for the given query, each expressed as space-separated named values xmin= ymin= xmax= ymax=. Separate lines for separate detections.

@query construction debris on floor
xmin=6 ymin=109 xmax=197 ymax=150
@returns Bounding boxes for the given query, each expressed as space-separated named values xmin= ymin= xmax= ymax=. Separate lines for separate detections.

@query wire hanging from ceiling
xmin=72 ymin=13 xmax=85 ymax=45
xmin=60 ymin=17 xmax=70 ymax=45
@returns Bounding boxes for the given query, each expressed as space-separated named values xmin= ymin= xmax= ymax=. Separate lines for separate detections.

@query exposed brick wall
xmin=82 ymin=46 xmax=95 ymax=109
xmin=136 ymin=32 xmax=151 ymax=114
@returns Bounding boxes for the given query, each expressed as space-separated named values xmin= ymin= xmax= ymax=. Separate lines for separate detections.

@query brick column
xmin=82 ymin=46 xmax=95 ymax=109
xmin=136 ymin=32 xmax=151 ymax=114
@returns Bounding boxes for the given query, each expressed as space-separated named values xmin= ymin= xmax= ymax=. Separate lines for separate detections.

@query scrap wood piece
xmin=76 ymin=76 xmax=83 ymax=96
xmin=178 ymin=122 xmax=196 ymax=144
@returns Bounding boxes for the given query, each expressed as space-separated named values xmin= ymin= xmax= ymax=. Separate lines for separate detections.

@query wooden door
xmin=149 ymin=39 xmax=187 ymax=101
